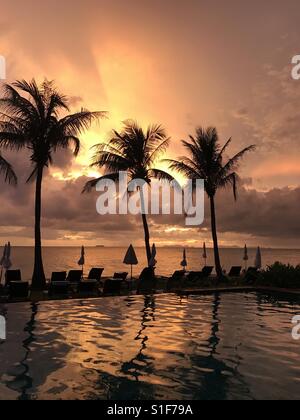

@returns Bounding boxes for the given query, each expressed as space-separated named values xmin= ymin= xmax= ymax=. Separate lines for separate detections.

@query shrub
xmin=258 ymin=262 xmax=300 ymax=289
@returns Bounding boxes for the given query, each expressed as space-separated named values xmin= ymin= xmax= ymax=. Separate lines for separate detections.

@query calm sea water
xmin=0 ymin=292 xmax=300 ymax=400
xmin=0 ymin=246 xmax=300 ymax=281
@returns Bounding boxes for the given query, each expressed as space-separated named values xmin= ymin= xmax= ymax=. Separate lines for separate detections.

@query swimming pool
xmin=0 ymin=292 xmax=300 ymax=400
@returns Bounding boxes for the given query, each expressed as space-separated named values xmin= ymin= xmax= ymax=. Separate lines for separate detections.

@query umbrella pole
xmin=131 ymin=265 xmax=133 ymax=281
xmin=0 ymin=266 xmax=2 ymax=285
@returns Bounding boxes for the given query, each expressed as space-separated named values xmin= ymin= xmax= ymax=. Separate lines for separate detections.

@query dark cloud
xmin=1 ymin=171 xmax=300 ymax=246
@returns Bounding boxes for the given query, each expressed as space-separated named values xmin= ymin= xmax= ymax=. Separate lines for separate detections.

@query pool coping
xmin=177 ymin=286 xmax=300 ymax=297
xmin=1 ymin=285 xmax=300 ymax=306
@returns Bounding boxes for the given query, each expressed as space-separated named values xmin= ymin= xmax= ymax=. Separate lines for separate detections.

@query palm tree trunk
xmin=140 ymin=188 xmax=151 ymax=265
xmin=209 ymin=195 xmax=223 ymax=279
xmin=141 ymin=213 xmax=151 ymax=265
xmin=32 ymin=166 xmax=46 ymax=290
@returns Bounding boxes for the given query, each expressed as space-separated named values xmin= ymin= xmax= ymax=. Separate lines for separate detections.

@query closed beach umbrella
xmin=0 ymin=244 xmax=7 ymax=284
xmin=203 ymin=242 xmax=207 ymax=266
xmin=1 ymin=242 xmax=12 ymax=286
xmin=255 ymin=247 xmax=262 ymax=270
xmin=149 ymin=244 xmax=157 ymax=268
xmin=78 ymin=246 xmax=85 ymax=269
xmin=3 ymin=242 xmax=12 ymax=270
xmin=243 ymin=244 xmax=249 ymax=269
xmin=124 ymin=245 xmax=138 ymax=280
xmin=0 ymin=244 xmax=7 ymax=267
xmin=181 ymin=248 xmax=188 ymax=271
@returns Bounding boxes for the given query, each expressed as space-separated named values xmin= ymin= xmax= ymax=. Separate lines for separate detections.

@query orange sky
xmin=1 ymin=0 xmax=300 ymax=247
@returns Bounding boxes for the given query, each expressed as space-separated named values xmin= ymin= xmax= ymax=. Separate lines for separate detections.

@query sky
xmin=0 ymin=0 xmax=300 ymax=248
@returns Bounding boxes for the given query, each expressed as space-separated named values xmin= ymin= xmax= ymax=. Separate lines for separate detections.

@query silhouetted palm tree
xmin=83 ymin=120 xmax=172 ymax=264
xmin=166 ymin=127 xmax=255 ymax=279
xmin=0 ymin=153 xmax=17 ymax=184
xmin=0 ymin=79 xmax=105 ymax=289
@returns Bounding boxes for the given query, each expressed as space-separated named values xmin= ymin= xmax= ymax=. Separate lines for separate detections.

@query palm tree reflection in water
xmin=5 ymin=303 xmax=38 ymax=400
xmin=121 ymin=295 xmax=156 ymax=381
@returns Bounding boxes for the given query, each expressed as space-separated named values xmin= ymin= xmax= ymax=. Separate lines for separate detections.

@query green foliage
xmin=83 ymin=120 xmax=172 ymax=192
xmin=258 ymin=262 xmax=300 ymax=289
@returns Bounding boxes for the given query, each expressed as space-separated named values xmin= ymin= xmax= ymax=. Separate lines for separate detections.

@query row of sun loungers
xmin=166 ymin=266 xmax=258 ymax=291
xmin=1 ymin=265 xmax=259 ymax=300
xmin=1 ymin=268 xmax=132 ymax=299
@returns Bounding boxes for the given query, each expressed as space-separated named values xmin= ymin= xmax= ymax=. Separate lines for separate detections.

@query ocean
xmin=0 ymin=246 xmax=300 ymax=282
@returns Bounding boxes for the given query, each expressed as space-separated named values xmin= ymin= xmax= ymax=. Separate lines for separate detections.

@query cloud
xmin=1 ymin=169 xmax=300 ymax=247
xmin=1 ymin=0 xmax=300 ymax=246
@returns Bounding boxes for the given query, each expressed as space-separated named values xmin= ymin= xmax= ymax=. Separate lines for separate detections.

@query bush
xmin=257 ymin=262 xmax=300 ymax=289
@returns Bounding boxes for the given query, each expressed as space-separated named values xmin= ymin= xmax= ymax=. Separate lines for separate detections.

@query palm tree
xmin=83 ymin=120 xmax=172 ymax=264
xmin=0 ymin=79 xmax=105 ymax=290
xmin=0 ymin=153 xmax=17 ymax=185
xmin=166 ymin=127 xmax=255 ymax=279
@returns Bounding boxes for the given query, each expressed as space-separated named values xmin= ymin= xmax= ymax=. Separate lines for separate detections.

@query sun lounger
xmin=67 ymin=270 xmax=83 ymax=283
xmin=228 ymin=266 xmax=242 ymax=277
xmin=202 ymin=266 xmax=214 ymax=277
xmin=186 ymin=267 xmax=214 ymax=282
xmin=9 ymin=281 xmax=29 ymax=299
xmin=113 ymin=272 xmax=130 ymax=289
xmin=166 ymin=270 xmax=185 ymax=291
xmin=49 ymin=272 xmax=68 ymax=296
xmin=51 ymin=271 xmax=67 ymax=282
xmin=113 ymin=272 xmax=128 ymax=281
xmin=137 ymin=267 xmax=156 ymax=294
xmin=5 ymin=269 xmax=22 ymax=286
xmin=87 ymin=268 xmax=104 ymax=282
xmin=103 ymin=279 xmax=122 ymax=295
xmin=49 ymin=282 xmax=69 ymax=296
xmin=77 ymin=280 xmax=98 ymax=294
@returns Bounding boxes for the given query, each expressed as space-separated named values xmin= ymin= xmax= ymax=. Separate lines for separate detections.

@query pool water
xmin=0 ymin=292 xmax=300 ymax=400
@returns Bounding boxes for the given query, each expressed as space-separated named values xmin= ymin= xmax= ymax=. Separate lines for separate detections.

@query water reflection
xmin=1 ymin=292 xmax=300 ymax=400
xmin=121 ymin=295 xmax=156 ymax=380
xmin=4 ymin=302 xmax=72 ymax=400
xmin=5 ymin=303 xmax=37 ymax=400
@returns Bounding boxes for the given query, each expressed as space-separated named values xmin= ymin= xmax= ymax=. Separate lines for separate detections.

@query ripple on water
xmin=0 ymin=292 xmax=300 ymax=400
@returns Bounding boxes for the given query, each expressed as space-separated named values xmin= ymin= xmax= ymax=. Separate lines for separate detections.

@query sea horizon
xmin=1 ymin=245 xmax=299 ymax=281
xmin=5 ymin=245 xmax=300 ymax=250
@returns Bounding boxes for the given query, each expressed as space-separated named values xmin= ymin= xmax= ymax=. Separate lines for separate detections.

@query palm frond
xmin=26 ymin=166 xmax=39 ymax=183
xmin=218 ymin=172 xmax=239 ymax=200
xmin=169 ymin=127 xmax=255 ymax=200
xmin=46 ymin=92 xmax=69 ymax=120
xmin=145 ymin=137 xmax=171 ymax=165
xmin=164 ymin=159 xmax=200 ymax=179
xmin=59 ymin=110 xmax=107 ymax=136
xmin=220 ymin=145 xmax=256 ymax=175
xmin=52 ymin=135 xmax=81 ymax=156
xmin=0 ymin=85 xmax=38 ymax=120
xmin=148 ymin=168 xmax=175 ymax=183
xmin=91 ymin=150 xmax=130 ymax=172
xmin=218 ymin=137 xmax=232 ymax=159
xmin=82 ymin=172 xmax=120 ymax=193
xmin=13 ymin=79 xmax=45 ymax=118
xmin=0 ymin=154 xmax=17 ymax=185
xmin=0 ymin=131 xmax=26 ymax=150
